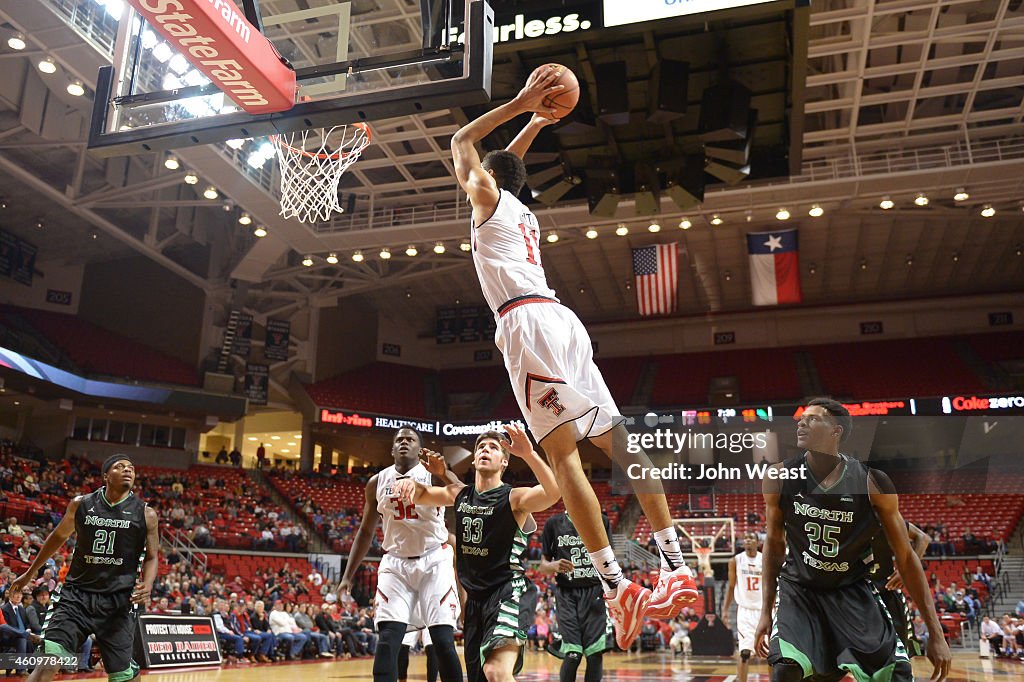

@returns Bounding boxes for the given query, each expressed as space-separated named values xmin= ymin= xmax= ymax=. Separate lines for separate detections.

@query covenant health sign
xmin=603 ymin=0 xmax=782 ymax=27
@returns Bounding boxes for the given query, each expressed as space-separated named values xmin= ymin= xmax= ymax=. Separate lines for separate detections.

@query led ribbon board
xmin=603 ymin=0 xmax=781 ymax=27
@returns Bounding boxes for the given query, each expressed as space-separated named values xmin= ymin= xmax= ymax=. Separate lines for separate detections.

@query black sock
xmin=373 ymin=621 xmax=408 ymax=682
xmin=560 ymin=653 xmax=582 ymax=682
xmin=397 ymin=644 xmax=410 ymax=682
xmin=584 ymin=653 xmax=603 ymax=682
xmin=425 ymin=644 xmax=438 ymax=682
xmin=427 ymin=626 xmax=463 ymax=682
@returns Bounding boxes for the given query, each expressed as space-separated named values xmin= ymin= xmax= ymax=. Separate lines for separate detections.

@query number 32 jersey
xmin=376 ymin=463 xmax=449 ymax=558
xmin=472 ymin=189 xmax=558 ymax=314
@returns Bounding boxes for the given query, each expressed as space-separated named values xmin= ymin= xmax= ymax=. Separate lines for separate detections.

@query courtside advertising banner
xmin=135 ymin=614 xmax=222 ymax=668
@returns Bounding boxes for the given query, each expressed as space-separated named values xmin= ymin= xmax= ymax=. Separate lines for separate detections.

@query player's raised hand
xmin=393 ymin=478 xmax=418 ymax=504
xmin=131 ymin=580 xmax=152 ymax=606
xmin=926 ymin=633 xmax=951 ymax=681
xmin=530 ymin=113 xmax=558 ymax=128
xmin=514 ymin=65 xmax=563 ymax=116
xmin=419 ymin=448 xmax=447 ymax=478
xmin=754 ymin=612 xmax=772 ymax=658
xmin=503 ymin=423 xmax=533 ymax=459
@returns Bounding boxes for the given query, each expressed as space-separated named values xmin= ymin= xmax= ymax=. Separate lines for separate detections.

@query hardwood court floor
xmin=60 ymin=649 xmax=1020 ymax=682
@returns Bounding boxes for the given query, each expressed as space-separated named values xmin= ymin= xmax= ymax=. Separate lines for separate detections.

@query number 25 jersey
xmin=472 ymin=189 xmax=558 ymax=314
xmin=376 ymin=463 xmax=449 ymax=558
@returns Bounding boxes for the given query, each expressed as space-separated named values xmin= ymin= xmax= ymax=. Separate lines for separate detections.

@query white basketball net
xmin=272 ymin=123 xmax=371 ymax=223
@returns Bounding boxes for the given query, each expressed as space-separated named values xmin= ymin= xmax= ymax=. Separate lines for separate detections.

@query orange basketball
xmin=536 ymin=63 xmax=580 ymax=119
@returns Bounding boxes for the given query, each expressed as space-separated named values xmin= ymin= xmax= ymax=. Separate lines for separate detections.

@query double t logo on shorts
xmin=537 ymin=388 xmax=566 ymax=416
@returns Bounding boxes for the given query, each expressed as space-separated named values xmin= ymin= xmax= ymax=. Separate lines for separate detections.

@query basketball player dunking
xmin=722 ymin=532 xmax=763 ymax=682
xmin=11 ymin=455 xmax=159 ymax=682
xmin=450 ymin=64 xmax=697 ymax=652
xmin=394 ymin=425 xmax=561 ymax=682
xmin=339 ymin=428 xmax=463 ymax=682
xmin=753 ymin=399 xmax=951 ymax=682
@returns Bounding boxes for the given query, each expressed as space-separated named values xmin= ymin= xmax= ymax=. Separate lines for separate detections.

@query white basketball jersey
xmin=376 ymin=464 xmax=449 ymax=558
xmin=734 ymin=551 xmax=763 ymax=609
xmin=472 ymin=189 xmax=558 ymax=313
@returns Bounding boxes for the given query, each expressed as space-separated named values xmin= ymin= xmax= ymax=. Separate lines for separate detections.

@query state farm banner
xmin=134 ymin=614 xmax=222 ymax=669
xmin=264 ymin=318 xmax=290 ymax=361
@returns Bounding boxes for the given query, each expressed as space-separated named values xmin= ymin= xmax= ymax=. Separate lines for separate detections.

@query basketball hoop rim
xmin=271 ymin=122 xmax=372 ymax=160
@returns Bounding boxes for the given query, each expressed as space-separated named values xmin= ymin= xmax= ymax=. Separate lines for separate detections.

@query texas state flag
xmin=746 ymin=228 xmax=802 ymax=306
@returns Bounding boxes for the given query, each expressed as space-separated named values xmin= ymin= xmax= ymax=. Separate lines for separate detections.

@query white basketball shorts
xmin=737 ymin=604 xmax=761 ymax=652
xmin=374 ymin=544 xmax=460 ymax=628
xmin=495 ymin=299 xmax=623 ymax=442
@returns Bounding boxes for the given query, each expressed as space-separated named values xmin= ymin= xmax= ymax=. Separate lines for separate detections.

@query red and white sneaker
xmin=603 ymin=579 xmax=652 ymax=650
xmin=645 ymin=564 xmax=699 ymax=619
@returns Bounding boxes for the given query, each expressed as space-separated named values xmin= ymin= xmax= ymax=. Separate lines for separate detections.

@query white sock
xmin=653 ymin=527 xmax=685 ymax=571
xmin=589 ymin=546 xmax=624 ymax=594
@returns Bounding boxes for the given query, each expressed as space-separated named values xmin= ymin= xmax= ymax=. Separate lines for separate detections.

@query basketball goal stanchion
xmin=271 ymin=123 xmax=372 ymax=223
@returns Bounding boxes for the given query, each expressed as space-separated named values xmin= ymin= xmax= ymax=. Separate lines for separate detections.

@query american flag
xmin=632 ymin=243 xmax=678 ymax=316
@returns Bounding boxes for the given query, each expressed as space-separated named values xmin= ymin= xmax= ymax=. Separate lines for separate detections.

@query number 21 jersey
xmin=472 ymin=189 xmax=558 ymax=314
xmin=376 ymin=463 xmax=448 ymax=558
xmin=66 ymin=488 xmax=148 ymax=592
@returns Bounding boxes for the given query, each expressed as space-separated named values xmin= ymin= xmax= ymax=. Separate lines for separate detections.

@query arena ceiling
xmin=0 ymin=0 xmax=1022 ymax=334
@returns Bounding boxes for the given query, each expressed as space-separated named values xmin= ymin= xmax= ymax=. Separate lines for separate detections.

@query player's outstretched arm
xmin=451 ymin=67 xmax=562 ymax=199
xmin=869 ymin=470 xmax=951 ymax=681
xmin=505 ymin=114 xmax=557 ymax=160
xmin=722 ymin=557 xmax=737 ymax=628
xmin=133 ymin=506 xmax=161 ymax=606
xmin=754 ymin=468 xmax=785 ymax=658
xmin=507 ymin=424 xmax=561 ymax=514
xmin=394 ymin=477 xmax=463 ymax=508
xmin=339 ymin=475 xmax=383 ymax=595
xmin=10 ymin=497 xmax=81 ymax=594
xmin=886 ymin=522 xmax=930 ymax=590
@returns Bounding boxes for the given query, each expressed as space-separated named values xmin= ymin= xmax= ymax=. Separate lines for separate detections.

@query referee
xmin=540 ymin=511 xmax=614 ymax=682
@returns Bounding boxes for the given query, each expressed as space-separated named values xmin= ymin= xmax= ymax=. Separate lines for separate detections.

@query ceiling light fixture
xmin=433 ymin=242 xmax=445 ymax=254
xmin=546 ymin=232 xmax=559 ymax=243
xmin=710 ymin=214 xmax=723 ymax=226
xmin=879 ymin=196 xmax=894 ymax=210
xmin=679 ymin=218 xmax=691 ymax=230
xmin=775 ymin=208 xmax=790 ymax=221
xmin=914 ymin=193 xmax=929 ymax=207
xmin=183 ymin=171 xmax=198 ymax=185
xmin=164 ymin=155 xmax=180 ymax=170
xmin=459 ymin=241 xmax=471 ymax=252
xmin=808 ymin=204 xmax=824 ymax=217
xmin=980 ymin=205 xmax=995 ymax=218
xmin=953 ymin=188 xmax=969 ymax=202
xmin=859 ymin=258 xmax=868 ymax=270
xmin=326 ymin=253 xmax=339 ymax=264
xmin=203 ymin=186 xmax=219 ymax=200
xmin=301 ymin=255 xmax=313 ymax=267
xmin=66 ymin=80 xmax=85 ymax=97
xmin=238 ymin=213 xmax=252 ymax=226
xmin=352 ymin=251 xmax=364 ymax=262
xmin=615 ymin=224 xmax=629 ymax=236
xmin=253 ymin=226 xmax=267 ymax=238
xmin=648 ymin=222 xmax=661 ymax=233
xmin=7 ymin=34 xmax=26 ymax=51
xmin=38 ymin=57 xmax=57 ymax=74
xmin=405 ymin=245 xmax=418 ymax=257
xmin=585 ymin=228 xmax=598 ymax=239
xmin=380 ymin=248 xmax=392 ymax=260
xmin=951 ymin=251 xmax=959 ymax=263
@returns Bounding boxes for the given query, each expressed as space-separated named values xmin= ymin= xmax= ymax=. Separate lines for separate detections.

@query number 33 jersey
xmin=472 ymin=189 xmax=558 ymax=314
xmin=377 ymin=464 xmax=449 ymax=558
